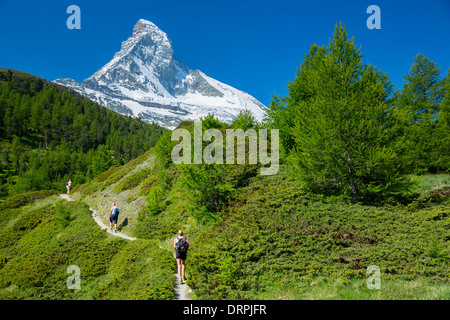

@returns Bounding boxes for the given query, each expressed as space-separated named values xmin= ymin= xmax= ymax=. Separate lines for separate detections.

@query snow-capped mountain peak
xmin=54 ymin=19 xmax=266 ymax=129
xmin=132 ymin=19 xmax=170 ymax=44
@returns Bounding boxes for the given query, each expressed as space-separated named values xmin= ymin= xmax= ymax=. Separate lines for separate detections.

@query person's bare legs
xmin=176 ymin=258 xmax=182 ymax=284
xmin=181 ymin=259 xmax=186 ymax=282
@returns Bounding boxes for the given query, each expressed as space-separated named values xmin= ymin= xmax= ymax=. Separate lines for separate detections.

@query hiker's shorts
xmin=176 ymin=250 xmax=187 ymax=260
xmin=110 ymin=215 xmax=118 ymax=224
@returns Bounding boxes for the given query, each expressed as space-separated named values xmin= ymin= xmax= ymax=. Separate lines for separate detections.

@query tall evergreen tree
xmin=231 ymin=109 xmax=259 ymax=131
xmin=396 ymin=54 xmax=444 ymax=118
xmin=265 ymin=44 xmax=327 ymax=158
xmin=435 ymin=69 xmax=450 ymax=171
xmin=285 ymin=24 xmax=409 ymax=202
xmin=395 ymin=54 xmax=446 ymax=173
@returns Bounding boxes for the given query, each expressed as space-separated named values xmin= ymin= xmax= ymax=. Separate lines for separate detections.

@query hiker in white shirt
xmin=66 ymin=179 xmax=72 ymax=195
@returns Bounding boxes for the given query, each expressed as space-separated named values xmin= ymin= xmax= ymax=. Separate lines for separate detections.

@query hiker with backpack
xmin=174 ymin=230 xmax=189 ymax=284
xmin=109 ymin=203 xmax=120 ymax=233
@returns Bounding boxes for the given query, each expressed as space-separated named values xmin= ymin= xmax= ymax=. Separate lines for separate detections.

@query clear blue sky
xmin=0 ymin=0 xmax=449 ymax=106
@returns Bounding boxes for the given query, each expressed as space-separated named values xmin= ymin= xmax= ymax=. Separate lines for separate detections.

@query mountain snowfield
xmin=54 ymin=19 xmax=267 ymax=129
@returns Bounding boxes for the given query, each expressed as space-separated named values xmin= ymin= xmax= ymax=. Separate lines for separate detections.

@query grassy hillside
xmin=75 ymin=120 xmax=449 ymax=300
xmin=0 ymin=119 xmax=448 ymax=300
xmin=188 ymin=170 xmax=450 ymax=299
xmin=72 ymin=150 xmax=157 ymax=236
xmin=0 ymin=190 xmax=174 ymax=300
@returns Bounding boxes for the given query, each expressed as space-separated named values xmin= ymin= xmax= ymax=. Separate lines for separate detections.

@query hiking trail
xmin=172 ymin=249 xmax=192 ymax=300
xmin=58 ymin=194 xmax=136 ymax=241
xmin=58 ymin=194 xmax=192 ymax=300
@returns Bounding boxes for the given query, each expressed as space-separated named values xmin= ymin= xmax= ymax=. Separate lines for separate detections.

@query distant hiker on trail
xmin=66 ymin=179 xmax=72 ymax=195
xmin=109 ymin=203 xmax=120 ymax=233
xmin=174 ymin=230 xmax=189 ymax=284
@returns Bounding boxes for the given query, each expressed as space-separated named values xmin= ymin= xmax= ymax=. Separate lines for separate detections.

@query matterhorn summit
xmin=54 ymin=19 xmax=267 ymax=129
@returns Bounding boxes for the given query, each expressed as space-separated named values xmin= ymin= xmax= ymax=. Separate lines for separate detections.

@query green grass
xmin=257 ymin=277 xmax=450 ymax=300
xmin=411 ymin=174 xmax=450 ymax=194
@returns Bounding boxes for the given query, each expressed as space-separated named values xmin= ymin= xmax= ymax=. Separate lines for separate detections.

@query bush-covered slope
xmin=0 ymin=191 xmax=174 ymax=300
xmin=187 ymin=171 xmax=450 ymax=299
xmin=108 ymin=120 xmax=449 ymax=300
xmin=0 ymin=117 xmax=448 ymax=300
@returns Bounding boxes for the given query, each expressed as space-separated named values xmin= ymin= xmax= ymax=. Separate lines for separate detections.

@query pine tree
xmin=435 ymin=69 xmax=450 ymax=171
xmin=92 ymin=145 xmax=114 ymax=176
xmin=395 ymin=54 xmax=445 ymax=173
xmin=397 ymin=54 xmax=443 ymax=118
xmin=266 ymin=44 xmax=327 ymax=158
xmin=287 ymin=23 xmax=409 ymax=203
xmin=440 ymin=69 xmax=450 ymax=127
xmin=231 ymin=109 xmax=259 ymax=131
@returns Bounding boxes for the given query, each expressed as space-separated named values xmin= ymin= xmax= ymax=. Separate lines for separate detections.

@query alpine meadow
xmin=0 ymin=16 xmax=449 ymax=304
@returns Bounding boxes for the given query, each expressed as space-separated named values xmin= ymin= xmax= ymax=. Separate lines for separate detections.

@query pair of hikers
xmin=107 ymin=204 xmax=189 ymax=284
xmin=174 ymin=230 xmax=189 ymax=284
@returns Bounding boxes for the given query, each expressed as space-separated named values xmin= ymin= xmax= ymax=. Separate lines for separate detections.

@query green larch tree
xmin=286 ymin=23 xmax=410 ymax=203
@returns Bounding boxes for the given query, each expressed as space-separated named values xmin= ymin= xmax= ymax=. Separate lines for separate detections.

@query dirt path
xmin=173 ymin=252 xmax=192 ymax=300
xmin=58 ymin=194 xmax=191 ymax=300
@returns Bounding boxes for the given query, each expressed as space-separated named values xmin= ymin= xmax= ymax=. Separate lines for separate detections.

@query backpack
xmin=176 ymin=237 xmax=188 ymax=252
xmin=112 ymin=207 xmax=119 ymax=218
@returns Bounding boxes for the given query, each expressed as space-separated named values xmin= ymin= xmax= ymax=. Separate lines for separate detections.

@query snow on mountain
xmin=54 ymin=19 xmax=267 ymax=129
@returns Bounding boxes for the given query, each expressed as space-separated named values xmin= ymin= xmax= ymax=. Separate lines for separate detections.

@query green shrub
xmin=112 ymin=168 xmax=152 ymax=194
xmin=139 ymin=175 xmax=158 ymax=195
xmin=55 ymin=202 xmax=72 ymax=228
xmin=0 ymin=190 xmax=57 ymax=211
xmin=92 ymin=166 xmax=121 ymax=184
xmin=91 ymin=240 xmax=174 ymax=300
xmin=100 ymin=152 xmax=149 ymax=188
